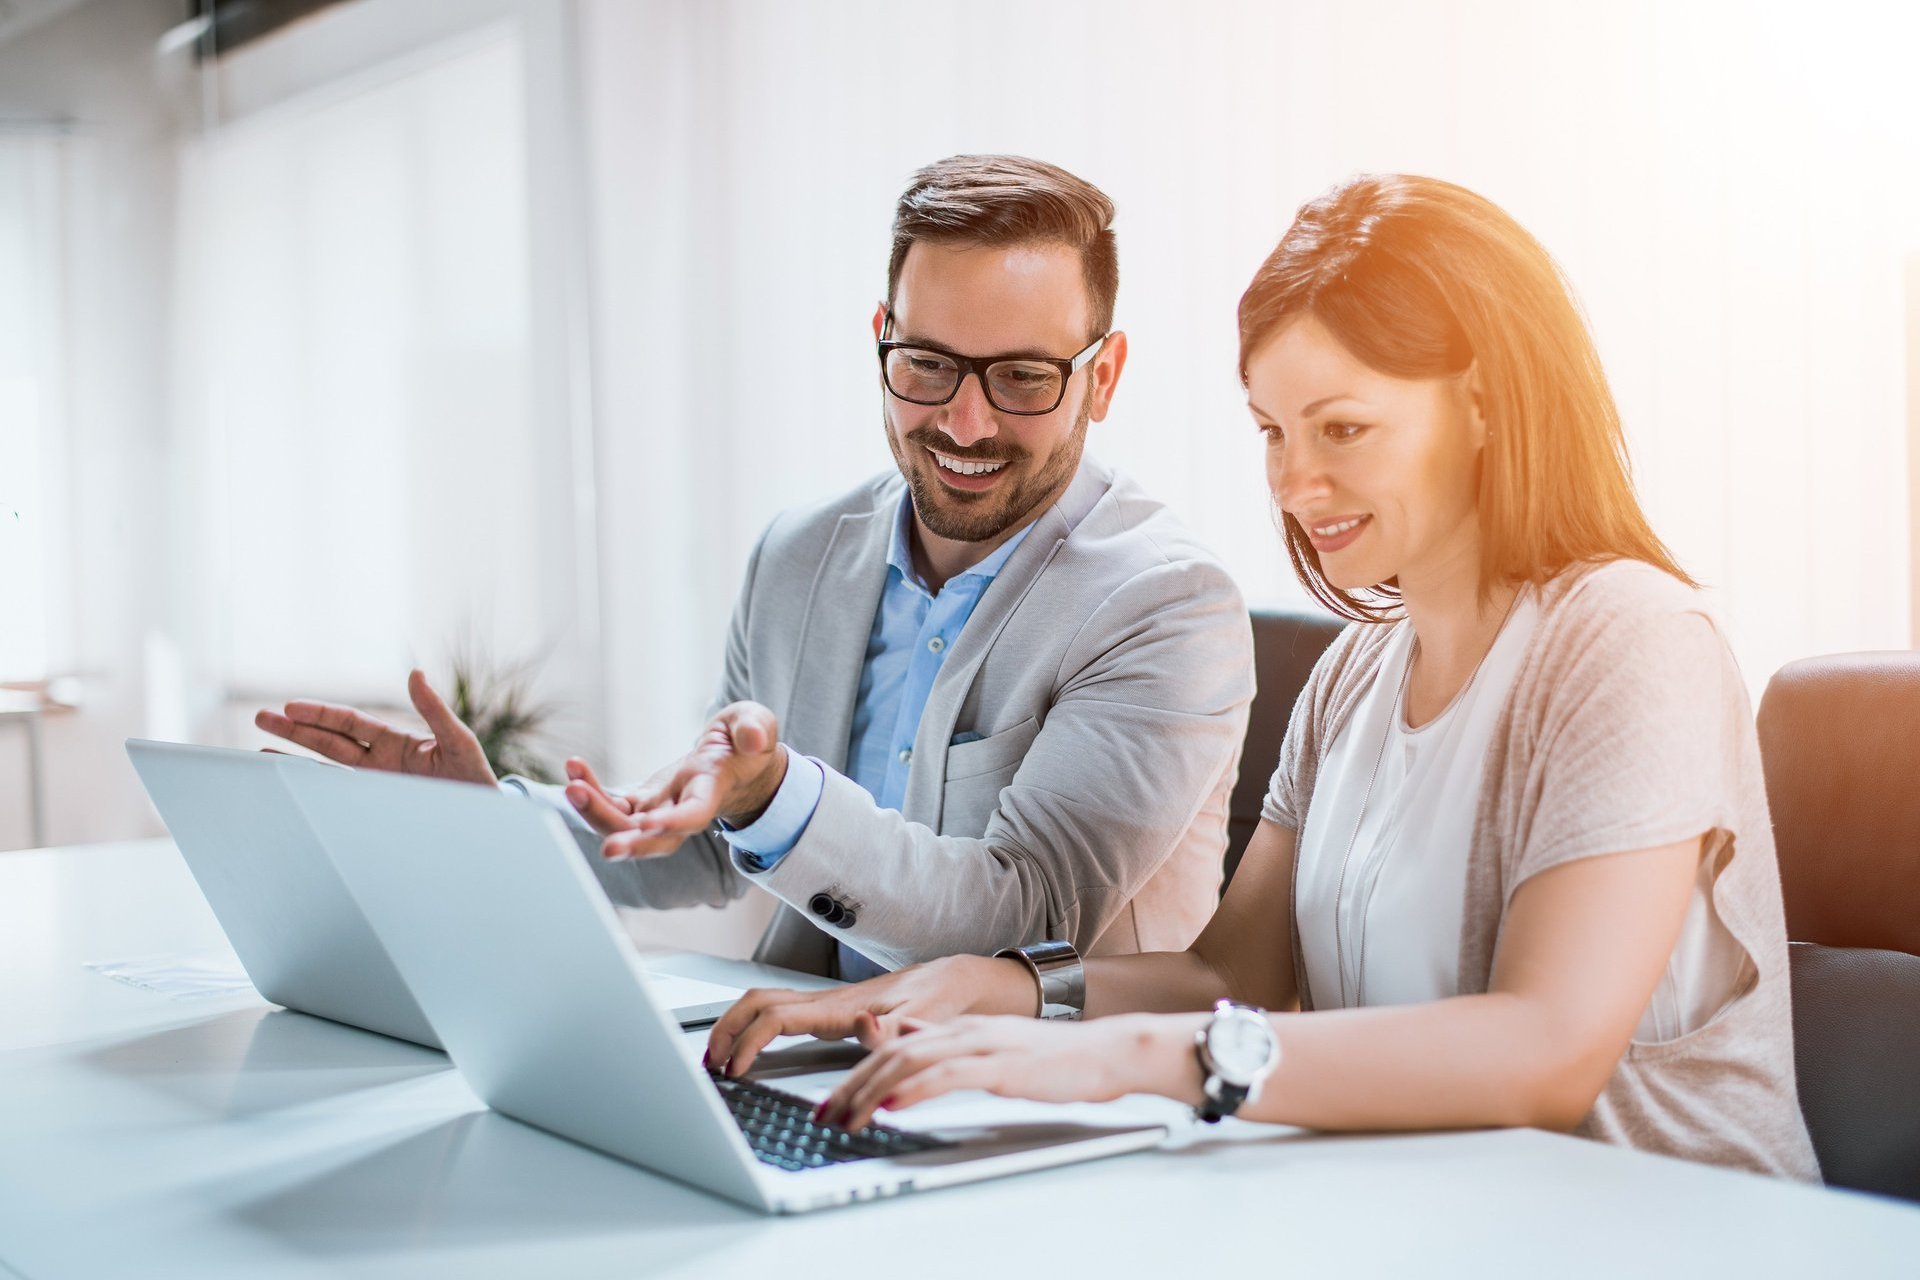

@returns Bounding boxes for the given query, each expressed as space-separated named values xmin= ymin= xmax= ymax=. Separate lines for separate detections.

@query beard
xmin=884 ymin=392 xmax=1093 ymax=543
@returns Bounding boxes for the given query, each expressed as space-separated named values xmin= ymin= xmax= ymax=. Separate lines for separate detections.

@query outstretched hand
xmin=255 ymin=669 xmax=497 ymax=786
xmin=574 ymin=701 xmax=790 ymax=861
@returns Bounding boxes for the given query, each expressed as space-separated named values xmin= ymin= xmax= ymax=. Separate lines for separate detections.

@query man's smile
xmin=925 ymin=445 xmax=1012 ymax=493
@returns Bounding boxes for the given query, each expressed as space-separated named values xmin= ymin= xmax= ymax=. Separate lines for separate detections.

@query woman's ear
xmin=1461 ymin=361 xmax=1490 ymax=447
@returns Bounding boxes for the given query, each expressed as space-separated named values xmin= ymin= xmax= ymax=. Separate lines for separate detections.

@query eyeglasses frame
xmin=877 ymin=317 xmax=1109 ymax=417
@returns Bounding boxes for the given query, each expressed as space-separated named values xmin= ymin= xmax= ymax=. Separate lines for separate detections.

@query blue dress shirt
xmin=724 ymin=492 xmax=1036 ymax=980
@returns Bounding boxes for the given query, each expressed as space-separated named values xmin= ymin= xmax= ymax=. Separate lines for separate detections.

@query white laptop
xmin=279 ymin=762 xmax=1172 ymax=1214
xmin=125 ymin=740 xmax=744 ymax=1046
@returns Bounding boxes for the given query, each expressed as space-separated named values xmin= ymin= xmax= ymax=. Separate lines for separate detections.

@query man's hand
xmin=255 ymin=669 xmax=497 ymax=787
xmin=703 ymin=953 xmax=1040 ymax=1078
xmin=573 ymin=702 xmax=790 ymax=861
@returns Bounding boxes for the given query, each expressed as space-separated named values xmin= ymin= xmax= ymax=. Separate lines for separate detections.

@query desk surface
xmin=2 ymin=840 xmax=1915 ymax=1279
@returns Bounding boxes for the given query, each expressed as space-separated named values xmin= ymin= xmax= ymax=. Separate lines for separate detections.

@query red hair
xmin=1238 ymin=174 xmax=1691 ymax=621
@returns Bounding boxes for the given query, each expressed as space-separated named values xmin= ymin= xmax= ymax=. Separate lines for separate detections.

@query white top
xmin=1296 ymin=593 xmax=1749 ymax=1041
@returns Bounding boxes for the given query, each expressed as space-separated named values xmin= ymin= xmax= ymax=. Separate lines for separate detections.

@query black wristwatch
xmin=1194 ymin=999 xmax=1279 ymax=1123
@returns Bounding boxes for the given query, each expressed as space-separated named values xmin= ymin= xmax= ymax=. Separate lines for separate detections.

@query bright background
xmin=2 ymin=1 xmax=1917 ymax=906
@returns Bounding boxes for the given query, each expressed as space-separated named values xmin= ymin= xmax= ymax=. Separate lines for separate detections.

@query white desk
xmin=1 ymin=840 xmax=1915 ymax=1279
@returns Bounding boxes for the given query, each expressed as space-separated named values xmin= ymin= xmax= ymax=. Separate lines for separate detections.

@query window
xmin=0 ymin=132 xmax=73 ymax=684
xmin=177 ymin=29 xmax=548 ymax=701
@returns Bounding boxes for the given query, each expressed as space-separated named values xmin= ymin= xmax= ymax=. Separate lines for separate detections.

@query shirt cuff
xmin=720 ymin=746 xmax=825 ymax=873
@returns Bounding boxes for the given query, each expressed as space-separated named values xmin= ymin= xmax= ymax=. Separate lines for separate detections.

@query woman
xmin=703 ymin=174 xmax=1819 ymax=1180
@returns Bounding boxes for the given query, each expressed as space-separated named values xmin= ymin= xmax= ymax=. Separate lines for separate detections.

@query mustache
xmin=903 ymin=428 xmax=1024 ymax=463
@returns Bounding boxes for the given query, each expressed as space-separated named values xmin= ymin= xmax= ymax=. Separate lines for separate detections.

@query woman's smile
xmin=1302 ymin=513 xmax=1371 ymax=554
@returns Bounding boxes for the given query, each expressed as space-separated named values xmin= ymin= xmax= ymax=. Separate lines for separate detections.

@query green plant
xmin=446 ymin=647 xmax=561 ymax=784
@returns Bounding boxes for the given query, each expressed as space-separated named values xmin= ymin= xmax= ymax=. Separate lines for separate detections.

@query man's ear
xmin=872 ymin=302 xmax=889 ymax=342
xmin=1086 ymin=331 xmax=1129 ymax=423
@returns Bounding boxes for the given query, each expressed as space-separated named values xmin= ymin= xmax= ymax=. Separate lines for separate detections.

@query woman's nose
xmin=1270 ymin=438 xmax=1330 ymax=514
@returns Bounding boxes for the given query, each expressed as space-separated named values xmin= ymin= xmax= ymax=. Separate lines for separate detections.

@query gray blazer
xmin=528 ymin=455 xmax=1254 ymax=976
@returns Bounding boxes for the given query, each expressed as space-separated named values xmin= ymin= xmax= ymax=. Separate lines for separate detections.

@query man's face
xmin=876 ymin=240 xmax=1124 ymax=544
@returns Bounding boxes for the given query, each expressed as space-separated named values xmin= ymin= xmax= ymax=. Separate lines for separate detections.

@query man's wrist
xmin=719 ymin=744 xmax=791 ymax=828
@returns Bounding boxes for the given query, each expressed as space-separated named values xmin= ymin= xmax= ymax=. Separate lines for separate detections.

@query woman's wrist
xmin=930 ymin=954 xmax=1040 ymax=1017
xmin=1109 ymin=1013 xmax=1211 ymax=1104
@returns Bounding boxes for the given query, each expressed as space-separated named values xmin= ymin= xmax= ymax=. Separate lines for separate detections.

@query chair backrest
xmin=1756 ymin=651 xmax=1920 ymax=955
xmin=1224 ymin=608 xmax=1345 ymax=890
xmin=1757 ymin=651 xmax=1920 ymax=1201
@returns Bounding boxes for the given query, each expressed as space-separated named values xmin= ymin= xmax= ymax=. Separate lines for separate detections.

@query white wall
xmin=577 ymin=0 xmax=1920 ymax=789
xmin=3 ymin=0 xmax=1917 ymax=860
xmin=0 ymin=0 xmax=195 ymax=849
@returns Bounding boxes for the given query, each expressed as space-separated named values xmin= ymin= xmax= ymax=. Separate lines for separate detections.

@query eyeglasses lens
xmin=883 ymin=348 xmax=1064 ymax=414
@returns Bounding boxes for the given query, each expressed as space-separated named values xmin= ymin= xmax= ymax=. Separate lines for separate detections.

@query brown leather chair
xmin=1223 ymin=608 xmax=1345 ymax=890
xmin=1756 ymin=651 xmax=1920 ymax=1201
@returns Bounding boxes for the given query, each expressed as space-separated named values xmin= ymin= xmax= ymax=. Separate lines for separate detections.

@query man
xmin=258 ymin=154 xmax=1253 ymax=980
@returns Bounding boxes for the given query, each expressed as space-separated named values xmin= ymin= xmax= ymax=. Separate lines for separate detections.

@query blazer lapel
xmin=902 ymin=457 xmax=1114 ymax=823
xmin=784 ymin=505 xmax=891 ymax=773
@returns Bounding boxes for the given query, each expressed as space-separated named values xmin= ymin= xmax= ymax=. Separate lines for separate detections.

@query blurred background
xmin=2 ymin=0 xmax=1917 ymax=883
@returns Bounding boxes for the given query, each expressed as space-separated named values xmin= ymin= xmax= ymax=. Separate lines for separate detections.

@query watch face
xmin=1209 ymin=1010 xmax=1276 ymax=1081
xmin=1213 ymin=1020 xmax=1274 ymax=1082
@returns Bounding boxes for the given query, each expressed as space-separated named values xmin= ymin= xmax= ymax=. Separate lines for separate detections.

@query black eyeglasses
xmin=877 ymin=321 xmax=1107 ymax=416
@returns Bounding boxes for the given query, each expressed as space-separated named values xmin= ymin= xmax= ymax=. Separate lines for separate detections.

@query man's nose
xmin=938 ymin=372 xmax=999 ymax=449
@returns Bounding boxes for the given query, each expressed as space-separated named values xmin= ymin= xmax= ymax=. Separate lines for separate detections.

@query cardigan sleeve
xmin=1509 ymin=583 xmax=1735 ymax=888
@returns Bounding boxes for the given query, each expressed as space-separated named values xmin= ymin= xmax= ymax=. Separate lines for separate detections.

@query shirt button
xmin=927 ymin=636 xmax=946 ymax=654
xmin=897 ymin=748 xmax=912 ymax=764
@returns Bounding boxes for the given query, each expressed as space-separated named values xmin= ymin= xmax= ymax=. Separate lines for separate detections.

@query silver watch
xmin=994 ymin=940 xmax=1085 ymax=1021
xmin=1195 ymin=999 xmax=1279 ymax=1123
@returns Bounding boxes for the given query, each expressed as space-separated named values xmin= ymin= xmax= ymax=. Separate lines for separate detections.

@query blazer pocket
xmin=943 ymin=716 xmax=1042 ymax=781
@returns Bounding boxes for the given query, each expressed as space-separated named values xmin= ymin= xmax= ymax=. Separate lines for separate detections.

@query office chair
xmin=1756 ymin=651 xmax=1920 ymax=1202
xmin=1223 ymin=608 xmax=1346 ymax=891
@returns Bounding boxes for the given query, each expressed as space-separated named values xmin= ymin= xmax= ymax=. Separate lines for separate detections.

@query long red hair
xmin=1238 ymin=174 xmax=1692 ymax=622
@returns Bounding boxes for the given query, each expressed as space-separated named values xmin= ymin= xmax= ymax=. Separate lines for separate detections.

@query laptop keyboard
xmin=710 ymin=1072 xmax=952 ymax=1173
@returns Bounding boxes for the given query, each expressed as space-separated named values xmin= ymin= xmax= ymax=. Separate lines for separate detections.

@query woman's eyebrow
xmin=1247 ymin=392 xmax=1358 ymax=420
xmin=1298 ymin=393 xmax=1356 ymax=417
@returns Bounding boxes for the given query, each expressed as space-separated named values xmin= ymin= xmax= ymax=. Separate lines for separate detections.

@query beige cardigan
xmin=1264 ymin=560 xmax=1820 ymax=1180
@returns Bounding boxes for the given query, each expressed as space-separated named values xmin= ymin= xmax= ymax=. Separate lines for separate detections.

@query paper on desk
xmin=84 ymin=952 xmax=259 ymax=1002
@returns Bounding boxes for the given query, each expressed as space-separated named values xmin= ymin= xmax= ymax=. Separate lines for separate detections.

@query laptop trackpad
xmin=644 ymin=972 xmax=749 ymax=1029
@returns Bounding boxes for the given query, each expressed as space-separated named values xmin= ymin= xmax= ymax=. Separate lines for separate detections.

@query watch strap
xmin=1193 ymin=999 xmax=1275 ymax=1123
xmin=994 ymin=941 xmax=1085 ymax=1020
xmin=1197 ymin=1075 xmax=1251 ymax=1125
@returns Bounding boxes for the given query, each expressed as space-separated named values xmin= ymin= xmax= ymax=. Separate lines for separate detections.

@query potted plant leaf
xmin=446 ymin=646 xmax=561 ymax=785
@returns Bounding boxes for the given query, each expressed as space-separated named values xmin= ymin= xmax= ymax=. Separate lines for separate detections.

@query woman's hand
xmin=704 ymin=954 xmax=1040 ymax=1077
xmin=816 ymin=1013 xmax=1204 ymax=1131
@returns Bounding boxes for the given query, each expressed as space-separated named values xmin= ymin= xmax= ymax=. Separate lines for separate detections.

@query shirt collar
xmin=887 ymin=489 xmax=1041 ymax=593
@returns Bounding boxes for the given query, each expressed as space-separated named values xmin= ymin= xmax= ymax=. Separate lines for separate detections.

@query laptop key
xmin=710 ymin=1071 xmax=953 ymax=1171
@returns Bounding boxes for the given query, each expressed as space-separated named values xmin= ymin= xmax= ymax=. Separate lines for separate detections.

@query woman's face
xmin=1246 ymin=315 xmax=1487 ymax=598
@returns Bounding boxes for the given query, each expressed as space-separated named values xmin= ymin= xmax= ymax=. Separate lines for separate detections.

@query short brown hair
xmin=1238 ymin=173 xmax=1693 ymax=622
xmin=887 ymin=154 xmax=1118 ymax=340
